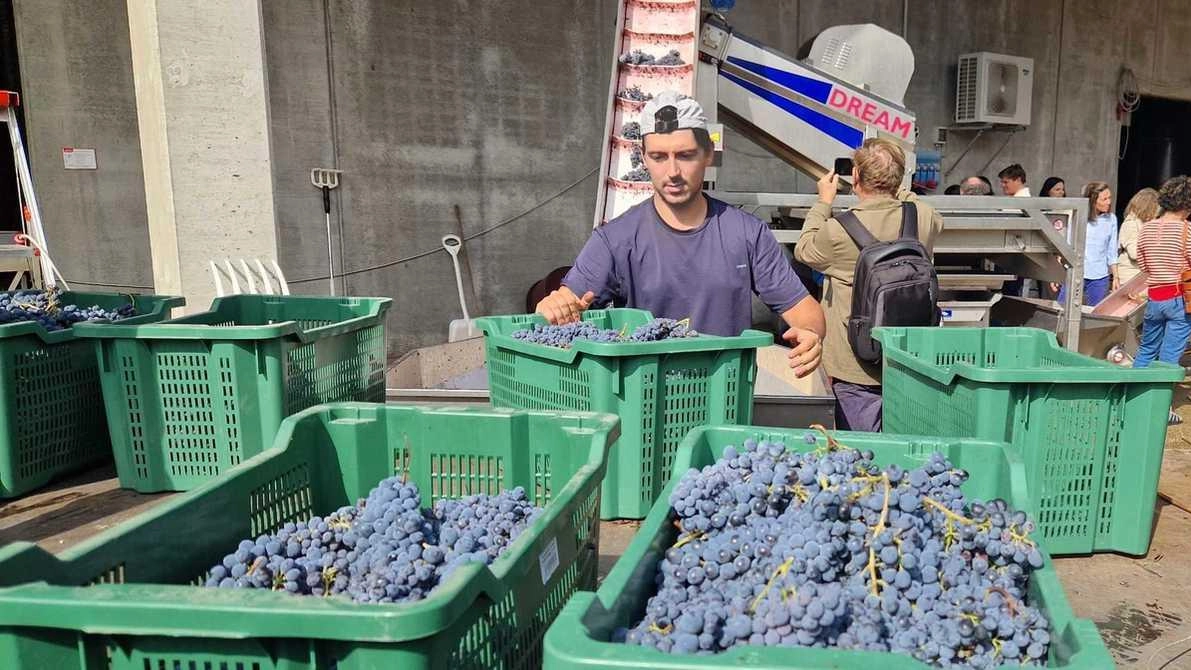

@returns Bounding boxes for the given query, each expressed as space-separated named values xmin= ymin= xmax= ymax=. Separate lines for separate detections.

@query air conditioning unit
xmin=955 ymin=52 xmax=1033 ymax=126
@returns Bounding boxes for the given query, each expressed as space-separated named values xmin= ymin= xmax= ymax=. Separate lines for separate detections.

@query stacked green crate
xmin=0 ymin=403 xmax=619 ymax=670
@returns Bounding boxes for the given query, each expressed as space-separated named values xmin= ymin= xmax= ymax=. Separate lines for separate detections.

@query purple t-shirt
xmin=563 ymin=196 xmax=808 ymax=336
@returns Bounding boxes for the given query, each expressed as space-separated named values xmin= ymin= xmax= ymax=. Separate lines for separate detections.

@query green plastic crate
xmin=74 ymin=295 xmax=391 ymax=493
xmin=0 ymin=402 xmax=620 ymax=670
xmin=0 ymin=291 xmax=184 ymax=498
xmin=477 ymin=309 xmax=771 ymax=520
xmin=543 ymin=425 xmax=1115 ymax=670
xmin=874 ymin=326 xmax=1184 ymax=557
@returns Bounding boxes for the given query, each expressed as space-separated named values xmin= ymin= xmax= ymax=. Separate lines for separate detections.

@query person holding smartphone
xmin=535 ymin=91 xmax=827 ymax=378
xmin=794 ymin=139 xmax=944 ymax=431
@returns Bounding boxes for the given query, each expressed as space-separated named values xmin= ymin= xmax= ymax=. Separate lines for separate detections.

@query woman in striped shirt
xmin=1136 ymin=176 xmax=1191 ymax=422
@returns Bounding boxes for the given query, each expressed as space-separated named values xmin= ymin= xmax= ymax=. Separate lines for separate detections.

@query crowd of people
xmin=946 ymin=166 xmax=1191 ymax=424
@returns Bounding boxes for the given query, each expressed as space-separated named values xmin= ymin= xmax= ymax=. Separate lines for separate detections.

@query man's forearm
xmin=781 ymin=296 xmax=826 ymax=339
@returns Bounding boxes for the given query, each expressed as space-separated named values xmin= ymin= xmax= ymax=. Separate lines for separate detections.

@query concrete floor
xmin=5 ymin=409 xmax=1191 ymax=668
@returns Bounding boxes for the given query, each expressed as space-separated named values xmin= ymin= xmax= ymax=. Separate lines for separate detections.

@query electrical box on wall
xmin=955 ymin=52 xmax=1033 ymax=126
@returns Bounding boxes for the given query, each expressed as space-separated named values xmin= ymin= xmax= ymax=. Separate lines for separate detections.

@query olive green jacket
xmin=794 ymin=193 xmax=944 ymax=386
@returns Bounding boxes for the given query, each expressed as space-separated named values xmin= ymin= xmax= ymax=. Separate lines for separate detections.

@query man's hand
xmin=535 ymin=286 xmax=595 ymax=324
xmin=783 ymin=327 xmax=823 ymax=379
xmin=817 ymin=171 xmax=839 ymax=205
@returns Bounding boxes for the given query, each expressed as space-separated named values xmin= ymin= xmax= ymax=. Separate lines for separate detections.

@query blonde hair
xmin=1123 ymin=187 xmax=1161 ymax=222
xmin=853 ymin=138 xmax=905 ymax=195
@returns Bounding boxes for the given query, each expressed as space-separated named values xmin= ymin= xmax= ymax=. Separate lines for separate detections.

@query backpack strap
xmin=898 ymin=201 xmax=919 ymax=240
xmin=837 ymin=210 xmax=879 ymax=250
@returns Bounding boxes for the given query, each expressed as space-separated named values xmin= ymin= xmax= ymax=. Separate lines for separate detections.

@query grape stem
xmin=867 ymin=547 xmax=884 ymax=597
xmin=322 ymin=566 xmax=338 ymax=596
xmin=873 ymin=473 xmax=892 ymax=536
xmin=986 ymin=585 xmax=1020 ymax=617
xmin=648 ymin=621 xmax=672 ymax=635
xmin=749 ymin=556 xmax=794 ymax=613
xmin=921 ymin=496 xmax=975 ymax=525
xmin=809 ymin=424 xmax=846 ymax=454
xmin=785 ymin=483 xmax=809 ymax=502
xmin=1007 ymin=525 xmax=1036 ymax=549
xmin=817 ymin=473 xmax=838 ymax=492
xmin=922 ymin=496 xmax=978 ymax=551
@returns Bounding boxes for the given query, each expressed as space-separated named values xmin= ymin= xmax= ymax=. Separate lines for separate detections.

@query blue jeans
xmin=1135 ymin=296 xmax=1191 ymax=368
xmin=1056 ymin=276 xmax=1110 ymax=307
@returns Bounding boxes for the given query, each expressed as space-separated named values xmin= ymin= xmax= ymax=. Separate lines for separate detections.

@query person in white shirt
xmin=998 ymin=164 xmax=1031 ymax=197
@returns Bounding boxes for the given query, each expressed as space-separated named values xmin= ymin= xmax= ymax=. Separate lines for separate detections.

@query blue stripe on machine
xmin=726 ymin=56 xmax=833 ymax=103
xmin=720 ymin=71 xmax=864 ymax=148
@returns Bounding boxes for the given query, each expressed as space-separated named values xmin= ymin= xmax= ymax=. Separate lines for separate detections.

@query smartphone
xmin=833 ymin=157 xmax=853 ymax=175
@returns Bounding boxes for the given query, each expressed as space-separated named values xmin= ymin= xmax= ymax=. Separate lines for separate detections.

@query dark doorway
xmin=0 ymin=0 xmax=21 ymax=232
xmin=1117 ymin=96 xmax=1191 ymax=217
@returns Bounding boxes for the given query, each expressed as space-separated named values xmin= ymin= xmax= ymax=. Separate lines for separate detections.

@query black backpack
xmin=837 ymin=202 xmax=939 ymax=365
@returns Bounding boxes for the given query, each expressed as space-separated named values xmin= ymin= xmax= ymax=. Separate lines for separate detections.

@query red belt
xmin=1149 ymin=284 xmax=1180 ymax=301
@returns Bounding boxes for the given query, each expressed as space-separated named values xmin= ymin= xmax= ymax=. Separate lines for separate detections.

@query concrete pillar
xmin=126 ymin=0 xmax=278 ymax=312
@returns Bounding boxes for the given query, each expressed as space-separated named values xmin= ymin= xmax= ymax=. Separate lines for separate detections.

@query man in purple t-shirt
xmin=535 ymin=92 xmax=825 ymax=377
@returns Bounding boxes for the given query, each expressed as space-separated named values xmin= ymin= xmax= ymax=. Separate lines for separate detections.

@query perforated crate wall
xmin=284 ymin=323 xmax=386 ymax=416
xmin=541 ymin=425 xmax=1115 ymax=670
xmin=96 ymin=319 xmax=387 ymax=493
xmin=0 ymin=339 xmax=112 ymax=498
xmin=879 ymin=326 xmax=1180 ymax=556
xmin=0 ymin=292 xmax=185 ymax=498
xmin=0 ymin=405 xmax=615 ymax=670
xmin=485 ymin=335 xmax=758 ymax=520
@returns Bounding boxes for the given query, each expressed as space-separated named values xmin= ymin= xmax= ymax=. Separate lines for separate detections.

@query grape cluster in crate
xmin=0 ymin=288 xmax=135 ymax=330
xmin=619 ymin=49 xmax=685 ymax=66
xmin=513 ymin=317 xmax=697 ymax=348
xmin=206 ymin=475 xmax=541 ymax=605
xmin=618 ymin=431 xmax=1050 ymax=668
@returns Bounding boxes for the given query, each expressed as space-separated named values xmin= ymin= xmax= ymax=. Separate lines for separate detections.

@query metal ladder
xmin=0 ymin=90 xmax=61 ymax=290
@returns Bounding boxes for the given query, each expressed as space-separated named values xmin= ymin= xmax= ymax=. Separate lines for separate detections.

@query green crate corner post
xmin=874 ymin=326 xmax=1184 ymax=556
xmin=0 ymin=291 xmax=184 ymax=498
xmin=542 ymin=425 xmax=1116 ymax=670
xmin=477 ymin=309 xmax=769 ymax=520
xmin=0 ymin=402 xmax=620 ymax=670
xmin=76 ymin=295 xmax=391 ymax=493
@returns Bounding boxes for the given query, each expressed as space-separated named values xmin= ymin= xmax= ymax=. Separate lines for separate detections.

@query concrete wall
xmin=12 ymin=0 xmax=153 ymax=291
xmin=13 ymin=0 xmax=1191 ymax=354
xmin=262 ymin=0 xmax=617 ymax=355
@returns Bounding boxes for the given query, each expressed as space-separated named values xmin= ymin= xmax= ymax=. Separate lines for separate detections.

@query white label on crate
xmin=62 ymin=147 xmax=97 ymax=170
xmin=539 ymin=537 xmax=560 ymax=585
